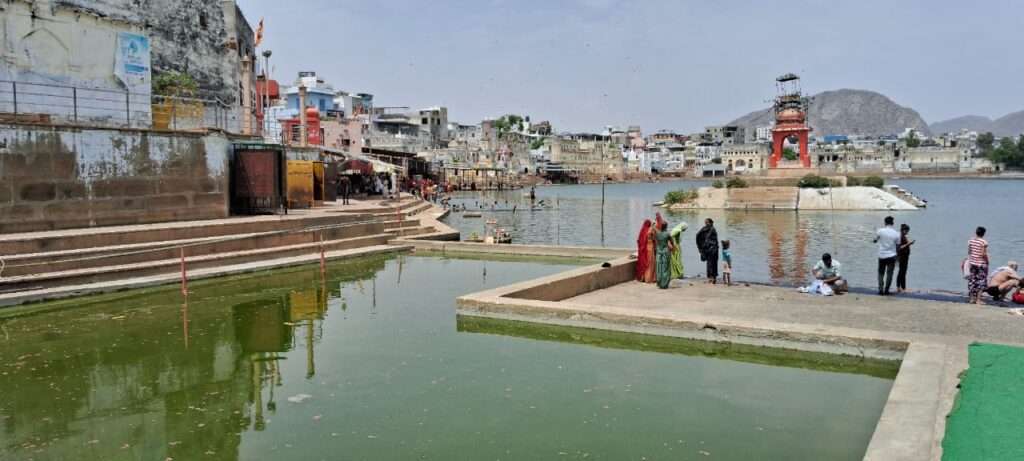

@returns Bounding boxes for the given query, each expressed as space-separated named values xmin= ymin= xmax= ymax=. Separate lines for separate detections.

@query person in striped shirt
xmin=967 ymin=227 xmax=989 ymax=305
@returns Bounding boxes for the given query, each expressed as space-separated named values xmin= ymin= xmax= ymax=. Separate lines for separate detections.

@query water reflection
xmin=0 ymin=257 xmax=381 ymax=461
xmin=0 ymin=255 xmax=894 ymax=461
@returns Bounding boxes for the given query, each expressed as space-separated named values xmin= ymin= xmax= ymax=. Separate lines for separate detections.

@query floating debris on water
xmin=286 ymin=394 xmax=312 ymax=403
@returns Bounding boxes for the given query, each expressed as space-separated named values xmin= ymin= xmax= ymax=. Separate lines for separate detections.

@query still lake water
xmin=444 ymin=179 xmax=1024 ymax=291
xmin=0 ymin=254 xmax=895 ymax=460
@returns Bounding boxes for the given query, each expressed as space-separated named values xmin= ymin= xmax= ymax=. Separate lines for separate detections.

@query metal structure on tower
xmin=770 ymin=73 xmax=812 ymax=168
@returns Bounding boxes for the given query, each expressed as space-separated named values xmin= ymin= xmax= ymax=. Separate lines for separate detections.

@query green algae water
xmin=0 ymin=254 xmax=895 ymax=460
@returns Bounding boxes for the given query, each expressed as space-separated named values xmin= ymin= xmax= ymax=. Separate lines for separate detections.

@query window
xmin=422 ymin=118 xmax=428 ymax=125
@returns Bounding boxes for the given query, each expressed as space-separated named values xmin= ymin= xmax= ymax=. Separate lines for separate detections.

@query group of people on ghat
xmin=634 ymin=214 xmax=1022 ymax=306
xmin=634 ymin=214 xmax=731 ymax=289
xmin=802 ymin=216 xmax=1022 ymax=305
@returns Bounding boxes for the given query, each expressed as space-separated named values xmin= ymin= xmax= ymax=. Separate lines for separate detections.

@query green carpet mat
xmin=943 ymin=342 xmax=1024 ymax=460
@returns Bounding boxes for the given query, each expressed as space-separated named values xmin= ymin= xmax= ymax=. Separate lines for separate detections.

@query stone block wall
xmin=0 ymin=123 xmax=230 ymax=233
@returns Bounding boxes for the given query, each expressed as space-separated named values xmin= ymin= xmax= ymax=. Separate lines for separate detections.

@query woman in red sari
xmin=636 ymin=219 xmax=652 ymax=281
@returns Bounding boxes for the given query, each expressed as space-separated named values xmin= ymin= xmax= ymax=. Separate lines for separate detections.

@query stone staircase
xmin=0 ymin=198 xmax=442 ymax=297
xmin=724 ymin=187 xmax=799 ymax=210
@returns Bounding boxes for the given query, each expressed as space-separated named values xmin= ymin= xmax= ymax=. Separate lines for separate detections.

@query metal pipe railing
xmin=0 ymin=79 xmax=253 ymax=134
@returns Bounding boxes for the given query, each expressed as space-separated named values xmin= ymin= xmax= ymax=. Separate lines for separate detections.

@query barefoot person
xmin=635 ymin=220 xmax=652 ymax=282
xmin=801 ymin=253 xmax=847 ymax=296
xmin=669 ymin=222 xmax=687 ymax=280
xmin=874 ymin=216 xmax=900 ymax=295
xmin=654 ymin=221 xmax=676 ymax=289
xmin=644 ymin=219 xmax=657 ymax=283
xmin=896 ymin=223 xmax=915 ymax=293
xmin=695 ymin=219 xmax=719 ymax=284
xmin=985 ymin=262 xmax=1020 ymax=302
xmin=967 ymin=227 xmax=989 ymax=305
xmin=721 ymin=240 xmax=733 ymax=286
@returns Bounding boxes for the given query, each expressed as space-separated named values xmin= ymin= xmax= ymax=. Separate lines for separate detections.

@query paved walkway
xmin=569 ymin=279 xmax=1024 ymax=347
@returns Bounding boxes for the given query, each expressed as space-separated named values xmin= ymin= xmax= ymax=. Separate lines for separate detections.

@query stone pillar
xmin=799 ymin=131 xmax=810 ymax=168
xmin=241 ymin=56 xmax=253 ymax=135
xmin=770 ymin=131 xmax=784 ymax=168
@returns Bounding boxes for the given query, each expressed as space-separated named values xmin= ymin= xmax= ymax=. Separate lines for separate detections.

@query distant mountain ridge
xmin=728 ymin=89 xmax=931 ymax=137
xmin=930 ymin=111 xmax=1024 ymax=138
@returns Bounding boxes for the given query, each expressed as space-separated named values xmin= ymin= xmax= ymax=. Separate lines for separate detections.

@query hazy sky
xmin=237 ymin=0 xmax=1023 ymax=133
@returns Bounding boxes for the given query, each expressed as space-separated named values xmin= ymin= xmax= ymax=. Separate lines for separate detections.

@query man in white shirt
xmin=804 ymin=253 xmax=847 ymax=295
xmin=873 ymin=216 xmax=900 ymax=295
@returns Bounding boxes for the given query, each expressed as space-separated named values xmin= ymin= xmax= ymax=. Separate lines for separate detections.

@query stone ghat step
xmin=380 ymin=218 xmax=424 ymax=231
xmin=385 ymin=226 xmax=439 ymax=238
xmin=331 ymin=201 xmax=434 ymax=217
xmin=0 ymin=212 xmax=375 ymax=255
xmin=0 ymin=245 xmax=411 ymax=308
xmin=1 ymin=220 xmax=398 ymax=277
xmin=0 ymin=233 xmax=396 ymax=293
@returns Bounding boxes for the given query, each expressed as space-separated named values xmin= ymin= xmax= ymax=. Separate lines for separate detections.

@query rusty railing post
xmin=11 ymin=82 xmax=17 ymax=116
xmin=180 ymin=247 xmax=188 ymax=296
xmin=319 ymin=233 xmax=326 ymax=275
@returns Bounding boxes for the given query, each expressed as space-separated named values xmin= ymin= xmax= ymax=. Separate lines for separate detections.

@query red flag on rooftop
xmin=255 ymin=18 xmax=264 ymax=46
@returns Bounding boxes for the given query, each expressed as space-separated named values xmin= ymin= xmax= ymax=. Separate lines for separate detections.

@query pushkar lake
xmin=443 ymin=178 xmax=1024 ymax=292
xmin=0 ymin=254 xmax=895 ymax=460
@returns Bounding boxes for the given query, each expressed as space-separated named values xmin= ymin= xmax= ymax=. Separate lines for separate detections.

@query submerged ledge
xmin=458 ymin=315 xmax=900 ymax=379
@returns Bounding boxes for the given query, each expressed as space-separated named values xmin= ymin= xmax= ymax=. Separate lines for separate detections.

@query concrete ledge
xmin=452 ymin=255 xmax=995 ymax=461
xmin=396 ymin=240 xmax=632 ymax=261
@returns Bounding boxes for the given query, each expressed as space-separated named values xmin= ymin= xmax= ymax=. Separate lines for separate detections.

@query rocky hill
xmin=930 ymin=111 xmax=1024 ymax=137
xmin=728 ymin=89 xmax=931 ymax=137
xmin=929 ymin=115 xmax=994 ymax=135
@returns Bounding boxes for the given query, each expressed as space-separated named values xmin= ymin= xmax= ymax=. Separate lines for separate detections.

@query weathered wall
xmin=3 ymin=0 xmax=253 ymax=105
xmin=0 ymin=123 xmax=231 ymax=233
xmin=0 ymin=1 xmax=152 ymax=125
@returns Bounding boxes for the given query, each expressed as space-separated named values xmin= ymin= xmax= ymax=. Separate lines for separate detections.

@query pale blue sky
xmin=237 ymin=0 xmax=1024 ymax=133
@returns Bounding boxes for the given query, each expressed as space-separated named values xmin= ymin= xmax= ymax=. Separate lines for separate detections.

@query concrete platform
xmin=456 ymin=257 xmax=1024 ymax=461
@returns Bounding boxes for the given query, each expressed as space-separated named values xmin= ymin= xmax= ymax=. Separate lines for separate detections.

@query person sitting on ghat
xmin=985 ymin=261 xmax=1021 ymax=302
xmin=800 ymin=253 xmax=848 ymax=296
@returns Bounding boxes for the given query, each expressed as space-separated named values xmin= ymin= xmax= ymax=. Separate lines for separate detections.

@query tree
xmin=782 ymin=147 xmax=798 ymax=161
xmin=989 ymin=136 xmax=1024 ymax=168
xmin=905 ymin=130 xmax=921 ymax=148
xmin=153 ymin=71 xmax=198 ymax=96
xmin=976 ymin=132 xmax=995 ymax=155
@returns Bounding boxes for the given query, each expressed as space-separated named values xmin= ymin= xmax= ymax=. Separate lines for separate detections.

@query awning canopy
xmin=340 ymin=159 xmax=374 ymax=175
xmin=319 ymin=146 xmax=403 ymax=174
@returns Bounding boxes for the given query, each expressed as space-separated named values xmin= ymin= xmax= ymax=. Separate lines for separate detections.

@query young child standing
xmin=721 ymin=240 xmax=732 ymax=286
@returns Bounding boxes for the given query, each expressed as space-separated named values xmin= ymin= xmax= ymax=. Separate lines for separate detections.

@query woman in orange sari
xmin=635 ymin=219 xmax=652 ymax=281
xmin=644 ymin=220 xmax=657 ymax=283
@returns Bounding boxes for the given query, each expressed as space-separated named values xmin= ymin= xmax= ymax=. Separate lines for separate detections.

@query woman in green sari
xmin=670 ymin=222 xmax=687 ymax=279
xmin=654 ymin=221 xmax=676 ymax=289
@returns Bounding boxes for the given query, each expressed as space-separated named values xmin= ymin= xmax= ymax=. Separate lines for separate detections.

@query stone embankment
xmin=0 ymin=195 xmax=452 ymax=307
xmin=667 ymin=186 xmax=918 ymax=211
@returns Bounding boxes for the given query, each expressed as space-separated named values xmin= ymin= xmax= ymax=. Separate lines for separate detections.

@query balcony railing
xmin=0 ymin=80 xmax=256 ymax=134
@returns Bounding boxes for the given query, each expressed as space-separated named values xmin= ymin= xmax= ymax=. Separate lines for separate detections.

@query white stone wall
xmin=1 ymin=1 xmax=152 ymax=125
